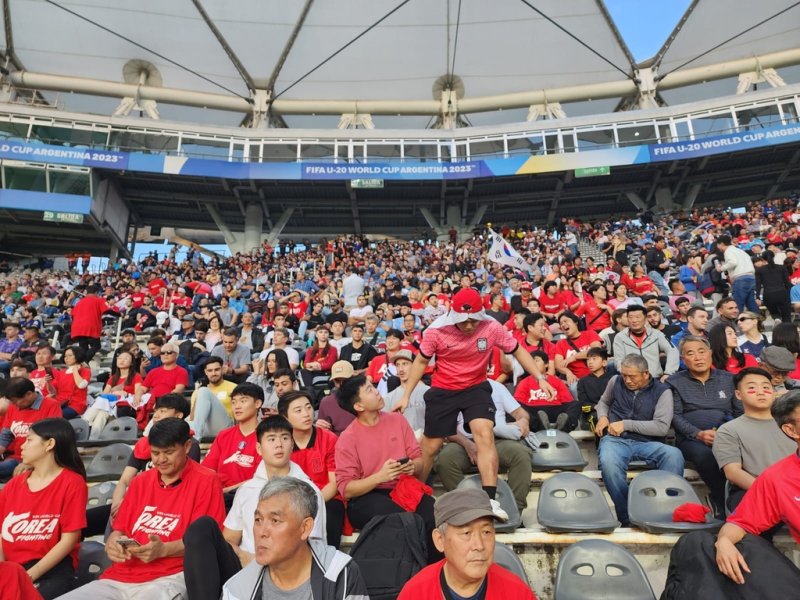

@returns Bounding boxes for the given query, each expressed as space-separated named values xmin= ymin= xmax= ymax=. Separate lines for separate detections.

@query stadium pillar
xmin=683 ymin=183 xmax=702 ymax=210
xmin=266 ymin=208 xmax=295 ymax=247
xmin=242 ymin=202 xmax=263 ymax=252
xmin=108 ymin=244 xmax=119 ymax=264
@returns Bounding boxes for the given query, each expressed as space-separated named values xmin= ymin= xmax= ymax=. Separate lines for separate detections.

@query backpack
xmin=349 ymin=512 xmax=428 ymax=600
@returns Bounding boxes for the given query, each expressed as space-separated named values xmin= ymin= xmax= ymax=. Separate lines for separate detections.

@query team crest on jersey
xmin=132 ymin=505 xmax=180 ymax=537
xmin=476 ymin=338 xmax=488 ymax=352
xmin=2 ymin=512 xmax=59 ymax=542
xmin=222 ymin=451 xmax=255 ymax=468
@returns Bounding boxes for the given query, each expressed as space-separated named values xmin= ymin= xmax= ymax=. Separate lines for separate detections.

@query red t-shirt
xmin=514 ymin=375 xmax=574 ymax=407
xmin=630 ymin=276 xmax=655 ymax=296
xmin=288 ymin=300 xmax=308 ymax=319
xmin=70 ymin=295 xmax=109 ymax=338
xmin=519 ymin=338 xmax=557 ymax=362
xmin=30 ymin=368 xmax=60 ymax=396
xmin=366 ymin=353 xmax=394 ymax=384
xmin=727 ymin=452 xmax=800 ymax=543
xmin=539 ymin=293 xmax=565 ymax=316
xmin=554 ymin=330 xmax=602 ymax=379
xmin=1 ymin=396 xmax=62 ymax=458
xmin=575 ymin=301 xmax=611 ymax=332
xmin=106 ymin=459 xmax=225 ymax=583
xmin=420 ymin=319 xmax=518 ymax=390
xmin=129 ymin=292 xmax=146 ymax=308
xmin=201 ymin=426 xmax=259 ymax=488
xmin=725 ymin=353 xmax=759 ymax=375
xmin=0 ymin=468 xmax=87 ymax=568
xmin=147 ymin=278 xmax=167 ymax=297
xmin=397 ymin=561 xmax=536 ymax=600
xmin=142 ymin=366 xmax=189 ymax=399
xmin=171 ymin=295 xmax=192 ymax=309
xmin=53 ymin=366 xmax=92 ymax=414
xmin=107 ymin=372 xmax=144 ymax=396
xmin=789 ymin=358 xmax=800 ymax=380
xmin=292 ymin=426 xmax=337 ymax=493
xmin=485 ymin=347 xmax=506 ymax=381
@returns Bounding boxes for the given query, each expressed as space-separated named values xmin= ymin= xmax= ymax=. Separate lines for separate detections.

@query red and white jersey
xmin=0 ymin=396 xmax=62 ymax=458
xmin=0 ymin=468 xmax=87 ymax=568
xmin=201 ymin=426 xmax=259 ymax=488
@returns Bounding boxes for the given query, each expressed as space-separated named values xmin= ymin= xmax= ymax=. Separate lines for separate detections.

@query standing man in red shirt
xmin=69 ymin=284 xmax=109 ymax=362
xmin=394 ymin=288 xmax=554 ymax=516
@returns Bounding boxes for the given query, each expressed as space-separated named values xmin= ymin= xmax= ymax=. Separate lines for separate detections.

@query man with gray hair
xmin=222 ymin=477 xmax=368 ymax=600
xmin=595 ymin=353 xmax=684 ymax=526
xmin=133 ymin=340 xmax=190 ymax=429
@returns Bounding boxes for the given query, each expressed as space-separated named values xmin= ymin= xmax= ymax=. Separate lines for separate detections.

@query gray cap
xmin=760 ymin=346 xmax=796 ymax=372
xmin=181 ymin=315 xmax=195 ymax=322
xmin=391 ymin=349 xmax=414 ymax=364
xmin=434 ymin=488 xmax=506 ymax=527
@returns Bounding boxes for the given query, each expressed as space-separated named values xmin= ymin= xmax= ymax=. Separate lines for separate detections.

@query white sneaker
xmin=489 ymin=498 xmax=509 ymax=521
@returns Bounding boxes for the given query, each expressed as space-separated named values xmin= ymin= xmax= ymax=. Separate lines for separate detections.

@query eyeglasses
xmin=737 ymin=317 xmax=754 ymax=322
xmin=161 ymin=351 xmax=176 ymax=356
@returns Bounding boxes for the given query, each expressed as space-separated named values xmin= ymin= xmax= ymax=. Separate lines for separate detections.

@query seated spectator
xmin=574 ymin=283 xmax=612 ymax=333
xmin=661 ymin=391 xmax=800 ymax=598
xmin=59 ymin=418 xmax=225 ymax=600
xmin=712 ymin=367 xmax=795 ymax=513
xmin=234 ymin=312 xmax=263 ymax=352
xmin=260 ymin=326 xmax=300 ymax=370
xmin=438 ymin=380 xmax=533 ymax=514
xmin=210 ymin=328 xmax=252 ymax=384
xmin=87 ymin=348 xmax=143 ymax=430
xmin=398 ymin=488 xmax=537 ymax=600
xmin=316 ymin=361 xmax=357 ymax=435
xmin=29 ymin=344 xmax=58 ymax=397
xmin=0 ymin=378 xmax=62 ymax=480
xmin=278 ymin=391 xmax=344 ymax=547
xmin=576 ymin=347 xmax=613 ymax=424
xmin=517 ymin=313 xmax=556 ymax=374
xmin=514 ymin=351 xmax=577 ymax=431
xmin=247 ymin=348 xmax=291 ymax=413
xmin=0 ymin=322 xmax=23 ymax=377
xmin=299 ymin=324 xmax=338 ymax=390
xmin=759 ymin=345 xmax=800 ymax=395
xmin=708 ymin=296 xmax=740 ymax=333
xmin=328 ymin=320 xmax=351 ymax=352
xmin=337 ymin=322 xmax=378 ymax=376
xmin=183 ymin=416 xmax=326 ymax=600
xmin=133 ymin=342 xmax=189 ymax=430
xmin=668 ymin=335 xmax=739 ymax=519
xmin=189 ymin=357 xmax=235 ymax=441
xmin=15 ymin=325 xmax=42 ymax=363
xmin=0 ymin=418 xmax=87 ymax=599
xmin=554 ymin=311 xmax=603 ymax=391
xmin=709 ymin=323 xmax=759 ymax=374
xmin=670 ymin=306 xmax=709 ymax=349
xmin=365 ymin=329 xmax=404 ymax=397
xmin=736 ymin=311 xmax=769 ymax=358
xmin=52 ymin=345 xmax=91 ymax=419
xmin=599 ymin=308 xmax=628 ymax=354
xmin=646 ymin=304 xmax=682 ymax=341
xmin=383 ymin=349 xmax=427 ymax=432
xmin=335 ymin=375 xmax=440 ymax=563
xmin=221 ymin=478 xmax=367 ymax=600
xmin=613 ymin=305 xmax=678 ymax=382
xmin=596 ymin=354 xmax=684 ymax=525
xmin=201 ymin=382 xmax=263 ymax=509
xmin=141 ymin=336 xmax=193 ymax=381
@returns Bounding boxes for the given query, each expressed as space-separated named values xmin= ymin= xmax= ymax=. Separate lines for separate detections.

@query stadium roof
xmin=3 ymin=0 xmax=800 ymax=129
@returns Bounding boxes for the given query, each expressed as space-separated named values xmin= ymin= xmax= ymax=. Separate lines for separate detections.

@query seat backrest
xmin=69 ymin=418 xmax=90 ymax=442
xmin=98 ymin=417 xmax=138 ymax=441
xmin=76 ymin=541 xmax=112 ymax=587
xmin=530 ymin=430 xmax=588 ymax=472
xmin=87 ymin=481 xmax=117 ymax=508
xmin=87 ymin=443 xmax=132 ymax=477
xmin=456 ymin=475 xmax=521 ymax=532
xmin=493 ymin=542 xmax=529 ymax=586
xmin=538 ymin=472 xmax=619 ymax=532
xmin=555 ymin=539 xmax=656 ymax=600
xmin=627 ymin=470 xmax=702 ymax=523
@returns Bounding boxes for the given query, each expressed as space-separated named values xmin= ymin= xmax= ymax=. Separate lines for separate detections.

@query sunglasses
xmin=161 ymin=351 xmax=177 ymax=356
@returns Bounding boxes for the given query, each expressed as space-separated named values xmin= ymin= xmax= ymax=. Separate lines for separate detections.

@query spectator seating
xmin=75 ymin=541 xmax=112 ymax=587
xmin=530 ymin=430 xmax=588 ymax=472
xmin=86 ymin=443 xmax=132 ymax=482
xmin=86 ymin=481 xmax=116 ymax=509
xmin=456 ymin=475 xmax=521 ymax=532
xmin=79 ymin=417 xmax=138 ymax=447
xmin=554 ymin=539 xmax=656 ymax=600
xmin=69 ymin=417 xmax=90 ymax=442
xmin=537 ymin=473 xmax=619 ymax=533
xmin=493 ymin=541 xmax=529 ymax=585
xmin=627 ymin=470 xmax=723 ymax=534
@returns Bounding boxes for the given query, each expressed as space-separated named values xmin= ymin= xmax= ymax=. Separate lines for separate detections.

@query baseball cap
xmin=760 ymin=346 xmax=796 ymax=372
xmin=450 ymin=288 xmax=487 ymax=324
xmin=520 ymin=282 xmax=532 ymax=291
xmin=434 ymin=488 xmax=507 ymax=527
xmin=181 ymin=315 xmax=195 ymax=322
xmin=330 ymin=361 xmax=354 ymax=380
xmin=391 ymin=349 xmax=414 ymax=364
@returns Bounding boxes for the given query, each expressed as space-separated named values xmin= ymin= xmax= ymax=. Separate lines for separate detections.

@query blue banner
xmin=648 ymin=125 xmax=800 ymax=162
xmin=0 ymin=189 xmax=91 ymax=213
xmin=0 ymin=140 xmax=128 ymax=169
xmin=300 ymin=161 xmax=492 ymax=180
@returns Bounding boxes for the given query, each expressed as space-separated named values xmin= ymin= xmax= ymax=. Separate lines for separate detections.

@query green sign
xmin=574 ymin=166 xmax=611 ymax=178
xmin=350 ymin=178 xmax=384 ymax=189
xmin=43 ymin=211 xmax=84 ymax=224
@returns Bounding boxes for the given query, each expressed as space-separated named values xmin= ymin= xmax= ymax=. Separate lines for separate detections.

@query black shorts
xmin=423 ymin=381 xmax=496 ymax=438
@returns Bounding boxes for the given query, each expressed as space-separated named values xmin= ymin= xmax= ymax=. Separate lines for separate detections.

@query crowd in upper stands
xmin=1 ymin=193 xmax=800 ymax=598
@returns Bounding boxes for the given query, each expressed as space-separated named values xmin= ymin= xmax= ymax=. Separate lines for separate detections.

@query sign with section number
xmin=43 ymin=210 xmax=84 ymax=224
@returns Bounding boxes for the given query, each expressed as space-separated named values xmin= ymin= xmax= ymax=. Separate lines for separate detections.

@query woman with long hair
xmin=205 ymin=311 xmax=224 ymax=349
xmin=709 ymin=324 xmax=758 ymax=374
xmin=608 ymin=283 xmax=639 ymax=310
xmin=84 ymin=349 xmax=144 ymax=433
xmin=771 ymin=321 xmax=800 ymax=378
xmin=247 ymin=348 xmax=291 ymax=412
xmin=0 ymin=418 xmax=87 ymax=599
xmin=299 ymin=324 xmax=339 ymax=390
xmin=259 ymin=298 xmax=278 ymax=328
xmin=736 ymin=311 xmax=769 ymax=358
xmin=54 ymin=346 xmax=91 ymax=419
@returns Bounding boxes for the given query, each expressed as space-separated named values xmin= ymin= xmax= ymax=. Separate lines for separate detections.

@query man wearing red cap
xmin=394 ymin=287 xmax=554 ymax=516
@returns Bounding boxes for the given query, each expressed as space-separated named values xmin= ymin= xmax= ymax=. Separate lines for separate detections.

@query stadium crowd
xmin=1 ymin=194 xmax=800 ymax=599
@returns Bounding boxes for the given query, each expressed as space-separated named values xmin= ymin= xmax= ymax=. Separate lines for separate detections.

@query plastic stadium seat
xmin=554 ymin=539 xmax=656 ymax=600
xmin=69 ymin=418 xmax=90 ymax=442
xmin=456 ymin=475 xmax=521 ymax=532
xmin=628 ymin=470 xmax=723 ymax=534
xmin=86 ymin=444 xmax=132 ymax=482
xmin=86 ymin=481 xmax=116 ymax=509
xmin=530 ymin=430 xmax=588 ymax=472
xmin=537 ymin=472 xmax=619 ymax=533
xmin=80 ymin=417 xmax=138 ymax=447
xmin=75 ymin=541 xmax=112 ymax=587
xmin=493 ymin=542 xmax=529 ymax=585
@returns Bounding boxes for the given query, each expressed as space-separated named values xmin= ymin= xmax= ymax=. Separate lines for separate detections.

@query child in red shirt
xmin=514 ymin=351 xmax=580 ymax=432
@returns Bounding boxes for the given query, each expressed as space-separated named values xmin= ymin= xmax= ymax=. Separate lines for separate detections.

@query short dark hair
xmin=645 ymin=305 xmax=661 ymax=315
xmin=256 ymin=415 xmax=293 ymax=441
xmin=64 ymin=345 xmax=86 ymax=364
xmin=733 ymin=367 xmax=772 ymax=389
xmin=148 ymin=417 xmax=191 ymax=448
xmin=687 ymin=306 xmax=708 ymax=319
xmin=10 ymin=358 xmax=32 ymax=372
xmin=530 ymin=350 xmax=549 ymax=365
xmin=273 ymin=368 xmax=297 ymax=382
xmin=5 ymin=377 xmax=34 ymax=399
xmin=223 ymin=327 xmax=238 ymax=338
xmin=154 ymin=393 xmax=191 ymax=418
xmin=716 ymin=296 xmax=736 ymax=310
xmin=771 ymin=390 xmax=800 ymax=429
xmin=523 ymin=313 xmax=545 ymax=331
xmin=337 ymin=375 xmax=368 ymax=416
xmin=204 ymin=356 xmax=224 ymax=369
xmin=277 ymin=390 xmax=314 ymax=418
xmin=586 ymin=347 xmax=609 ymax=360
xmin=147 ymin=336 xmax=165 ymax=347
xmin=641 ymin=294 xmax=658 ymax=304
xmin=717 ymin=234 xmax=732 ymax=246
xmin=626 ymin=304 xmax=647 ymax=316
xmin=386 ymin=328 xmax=404 ymax=341
xmin=231 ymin=382 xmax=264 ymax=403
xmin=559 ymin=311 xmax=580 ymax=325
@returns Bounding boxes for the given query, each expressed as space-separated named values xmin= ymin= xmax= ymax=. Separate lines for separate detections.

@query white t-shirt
xmin=456 ymin=380 xmax=523 ymax=439
xmin=260 ymin=345 xmax=300 ymax=369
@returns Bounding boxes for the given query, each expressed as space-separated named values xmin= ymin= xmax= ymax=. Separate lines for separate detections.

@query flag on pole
xmin=487 ymin=228 xmax=532 ymax=273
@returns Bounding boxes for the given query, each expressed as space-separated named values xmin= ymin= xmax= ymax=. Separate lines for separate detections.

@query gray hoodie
xmin=222 ymin=538 xmax=369 ymax=600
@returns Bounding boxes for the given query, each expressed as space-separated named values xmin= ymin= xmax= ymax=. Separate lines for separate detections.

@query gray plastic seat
xmin=628 ymin=470 xmax=723 ymax=533
xmin=76 ymin=541 xmax=112 ymax=587
xmin=81 ymin=417 xmax=138 ymax=447
xmin=493 ymin=542 xmax=529 ymax=585
xmin=537 ymin=472 xmax=619 ymax=533
xmin=86 ymin=481 xmax=117 ymax=509
xmin=456 ymin=475 xmax=521 ymax=532
xmin=69 ymin=418 xmax=90 ymax=442
xmin=554 ymin=539 xmax=656 ymax=600
xmin=86 ymin=444 xmax=132 ymax=482
xmin=530 ymin=429 xmax=588 ymax=472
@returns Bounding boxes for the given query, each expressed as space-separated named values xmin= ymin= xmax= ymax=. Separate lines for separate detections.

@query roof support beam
xmin=191 ymin=0 xmax=255 ymax=91
xmin=267 ymin=0 xmax=315 ymax=94
xmin=765 ymin=149 xmax=800 ymax=198
xmin=267 ymin=207 xmax=295 ymax=247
